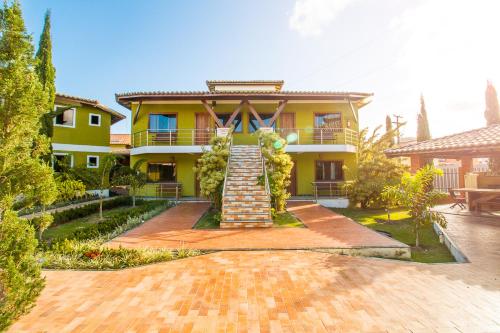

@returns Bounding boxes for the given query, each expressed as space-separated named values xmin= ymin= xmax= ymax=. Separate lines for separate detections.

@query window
xmin=89 ymin=113 xmax=101 ymax=126
xmin=87 ymin=155 xmax=99 ymax=168
xmin=315 ymin=113 xmax=342 ymax=128
xmin=217 ymin=113 xmax=242 ymax=132
xmin=149 ymin=114 xmax=177 ymax=132
xmin=248 ymin=114 xmax=275 ymax=133
xmin=315 ymin=161 xmax=343 ymax=181
xmin=53 ymin=154 xmax=73 ymax=172
xmin=147 ymin=163 xmax=176 ymax=182
xmin=54 ymin=107 xmax=76 ymax=127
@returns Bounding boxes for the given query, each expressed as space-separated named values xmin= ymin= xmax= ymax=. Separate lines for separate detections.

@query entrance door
xmin=279 ymin=113 xmax=296 ymax=140
xmin=195 ymin=113 xmax=210 ymax=145
xmin=288 ymin=162 xmax=297 ymax=196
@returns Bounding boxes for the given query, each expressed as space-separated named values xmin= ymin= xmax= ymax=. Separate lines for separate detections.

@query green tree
xmin=0 ymin=1 xmax=57 ymax=329
xmin=258 ymin=131 xmax=293 ymax=213
xmin=381 ymin=185 xmax=401 ymax=222
xmin=194 ymin=135 xmax=230 ymax=210
xmin=417 ymin=94 xmax=431 ymax=142
xmin=385 ymin=115 xmax=395 ymax=146
xmin=396 ymin=165 xmax=447 ymax=247
xmin=345 ymin=126 xmax=407 ymax=208
xmin=113 ymin=159 xmax=148 ymax=207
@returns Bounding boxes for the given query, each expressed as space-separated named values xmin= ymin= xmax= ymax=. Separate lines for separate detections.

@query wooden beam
xmin=245 ymin=100 xmax=266 ymax=127
xmin=133 ymin=101 xmax=142 ymax=124
xmin=347 ymin=98 xmax=358 ymax=124
xmin=225 ymin=100 xmax=245 ymax=127
xmin=201 ymin=100 xmax=223 ymax=127
xmin=268 ymin=100 xmax=288 ymax=126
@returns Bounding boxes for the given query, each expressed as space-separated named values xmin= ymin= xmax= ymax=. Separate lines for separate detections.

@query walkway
xmin=107 ymin=202 xmax=408 ymax=253
xmin=9 ymin=206 xmax=500 ymax=332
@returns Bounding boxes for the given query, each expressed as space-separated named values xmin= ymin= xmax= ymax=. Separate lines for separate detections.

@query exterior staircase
xmin=220 ymin=145 xmax=273 ymax=228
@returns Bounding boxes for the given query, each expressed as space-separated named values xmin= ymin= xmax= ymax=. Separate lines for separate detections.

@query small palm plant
xmin=113 ymin=159 xmax=148 ymax=207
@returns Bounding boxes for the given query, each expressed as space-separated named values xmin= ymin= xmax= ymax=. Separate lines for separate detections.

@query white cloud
xmin=289 ymin=0 xmax=355 ymax=37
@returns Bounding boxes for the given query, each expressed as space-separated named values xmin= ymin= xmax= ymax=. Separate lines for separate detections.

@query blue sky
xmin=21 ymin=0 xmax=500 ymax=137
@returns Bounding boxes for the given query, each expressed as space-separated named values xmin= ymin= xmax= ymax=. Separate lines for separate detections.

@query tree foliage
xmin=484 ymin=80 xmax=500 ymax=126
xmin=385 ymin=165 xmax=447 ymax=247
xmin=194 ymin=135 xmax=230 ymax=210
xmin=345 ymin=126 xmax=407 ymax=208
xmin=258 ymin=131 xmax=293 ymax=214
xmin=113 ymin=159 xmax=148 ymax=207
xmin=0 ymin=1 xmax=57 ymax=329
xmin=417 ymin=94 xmax=431 ymax=142
xmin=385 ymin=115 xmax=395 ymax=147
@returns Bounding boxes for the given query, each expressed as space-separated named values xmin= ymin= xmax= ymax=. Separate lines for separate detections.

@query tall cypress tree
xmin=35 ymin=9 xmax=56 ymax=140
xmin=385 ymin=115 xmax=395 ymax=146
xmin=0 ymin=1 xmax=57 ymax=329
xmin=417 ymin=94 xmax=431 ymax=142
xmin=484 ymin=80 xmax=500 ymax=126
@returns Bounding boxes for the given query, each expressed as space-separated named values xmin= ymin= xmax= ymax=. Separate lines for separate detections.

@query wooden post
xmin=459 ymin=156 xmax=473 ymax=188
xmin=201 ymin=100 xmax=224 ymax=127
xmin=410 ymin=155 xmax=423 ymax=173
xmin=225 ymin=100 xmax=245 ymax=127
xmin=246 ymin=101 xmax=266 ymax=127
xmin=268 ymin=100 xmax=288 ymax=126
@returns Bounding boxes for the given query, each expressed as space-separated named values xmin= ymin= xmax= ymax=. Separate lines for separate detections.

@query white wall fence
xmin=433 ymin=165 xmax=490 ymax=192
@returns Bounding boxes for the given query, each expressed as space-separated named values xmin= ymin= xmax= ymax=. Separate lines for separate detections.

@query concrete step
xmin=223 ymin=194 xmax=269 ymax=201
xmin=225 ymin=190 xmax=267 ymax=196
xmin=223 ymin=201 xmax=271 ymax=208
xmin=222 ymin=206 xmax=270 ymax=214
xmin=225 ymin=180 xmax=260 ymax=186
xmin=220 ymin=221 xmax=273 ymax=229
xmin=223 ymin=214 xmax=272 ymax=222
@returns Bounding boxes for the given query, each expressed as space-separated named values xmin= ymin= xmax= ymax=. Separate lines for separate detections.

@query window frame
xmin=248 ymin=113 xmax=275 ymax=133
xmin=89 ymin=113 xmax=101 ymax=127
xmin=86 ymin=155 xmax=100 ymax=169
xmin=216 ymin=113 xmax=243 ymax=133
xmin=148 ymin=113 xmax=178 ymax=132
xmin=52 ymin=153 xmax=74 ymax=170
xmin=147 ymin=162 xmax=177 ymax=183
xmin=53 ymin=105 xmax=76 ymax=128
xmin=314 ymin=160 xmax=344 ymax=181
xmin=314 ymin=113 xmax=342 ymax=128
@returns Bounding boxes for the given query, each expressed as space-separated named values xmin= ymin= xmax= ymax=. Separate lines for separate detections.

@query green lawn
xmin=193 ymin=210 xmax=304 ymax=229
xmin=331 ymin=208 xmax=455 ymax=263
xmin=43 ymin=206 xmax=134 ymax=241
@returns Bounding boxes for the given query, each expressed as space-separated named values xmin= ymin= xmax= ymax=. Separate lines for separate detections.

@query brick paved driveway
xmin=9 ymin=207 xmax=500 ymax=332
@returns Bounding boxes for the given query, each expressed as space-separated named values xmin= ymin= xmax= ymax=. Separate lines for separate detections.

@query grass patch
xmin=43 ymin=206 xmax=132 ymax=241
xmin=273 ymin=212 xmax=304 ymax=227
xmin=331 ymin=208 xmax=455 ymax=263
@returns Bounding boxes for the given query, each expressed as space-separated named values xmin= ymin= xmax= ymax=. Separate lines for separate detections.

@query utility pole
xmin=392 ymin=114 xmax=404 ymax=145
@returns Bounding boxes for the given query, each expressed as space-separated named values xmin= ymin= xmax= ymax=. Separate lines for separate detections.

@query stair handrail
xmin=221 ymin=133 xmax=233 ymax=201
xmin=258 ymin=137 xmax=272 ymax=198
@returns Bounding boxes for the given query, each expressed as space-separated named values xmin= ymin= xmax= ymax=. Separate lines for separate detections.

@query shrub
xmin=56 ymin=178 xmax=86 ymax=202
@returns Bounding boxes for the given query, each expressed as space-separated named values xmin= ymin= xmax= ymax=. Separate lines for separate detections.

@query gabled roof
xmin=385 ymin=124 xmax=500 ymax=157
xmin=56 ymin=93 xmax=125 ymax=124
xmin=206 ymin=80 xmax=285 ymax=92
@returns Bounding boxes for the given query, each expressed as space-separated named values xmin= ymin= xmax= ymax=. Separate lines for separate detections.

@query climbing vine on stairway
xmin=193 ymin=135 xmax=231 ymax=210
xmin=258 ymin=131 xmax=294 ymax=214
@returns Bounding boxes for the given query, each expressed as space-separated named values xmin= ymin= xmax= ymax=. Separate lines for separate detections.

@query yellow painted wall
xmin=52 ymin=104 xmax=111 ymax=146
xmin=52 ymin=151 xmax=110 ymax=168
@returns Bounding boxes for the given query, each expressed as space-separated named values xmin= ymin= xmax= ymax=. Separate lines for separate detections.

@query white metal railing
xmin=274 ymin=128 xmax=358 ymax=146
xmin=312 ymin=181 xmax=352 ymax=200
xmin=221 ymin=135 xmax=233 ymax=200
xmin=132 ymin=128 xmax=216 ymax=147
xmin=258 ymin=138 xmax=272 ymax=200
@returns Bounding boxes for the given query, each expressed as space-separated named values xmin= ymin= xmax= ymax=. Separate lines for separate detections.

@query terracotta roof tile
xmin=385 ymin=124 xmax=500 ymax=156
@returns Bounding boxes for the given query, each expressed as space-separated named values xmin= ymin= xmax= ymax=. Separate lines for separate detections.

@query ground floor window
xmin=87 ymin=155 xmax=99 ymax=168
xmin=315 ymin=160 xmax=343 ymax=181
xmin=53 ymin=154 xmax=73 ymax=172
xmin=147 ymin=162 xmax=176 ymax=182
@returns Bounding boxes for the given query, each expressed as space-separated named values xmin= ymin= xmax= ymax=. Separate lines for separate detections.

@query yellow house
xmin=52 ymin=93 xmax=125 ymax=170
xmin=115 ymin=80 xmax=372 ymax=199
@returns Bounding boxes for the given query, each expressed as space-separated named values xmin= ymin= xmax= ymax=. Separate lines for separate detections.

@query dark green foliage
xmin=30 ymin=196 xmax=133 ymax=228
xmin=0 ymin=211 xmax=44 ymax=331
xmin=485 ymin=80 xmax=500 ymax=125
xmin=49 ymin=200 xmax=166 ymax=245
xmin=416 ymin=94 xmax=431 ymax=142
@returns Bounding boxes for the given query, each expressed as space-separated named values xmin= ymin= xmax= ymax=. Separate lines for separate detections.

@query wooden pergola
xmin=385 ymin=124 xmax=500 ymax=187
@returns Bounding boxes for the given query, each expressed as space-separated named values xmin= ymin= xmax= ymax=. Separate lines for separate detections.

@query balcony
xmin=131 ymin=128 xmax=358 ymax=154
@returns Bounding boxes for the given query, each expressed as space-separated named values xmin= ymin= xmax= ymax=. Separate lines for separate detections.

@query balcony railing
xmin=132 ymin=127 xmax=358 ymax=148
xmin=132 ymin=129 xmax=216 ymax=147
xmin=275 ymin=128 xmax=358 ymax=146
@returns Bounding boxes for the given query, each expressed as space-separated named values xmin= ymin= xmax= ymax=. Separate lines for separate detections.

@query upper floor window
xmin=89 ymin=113 xmax=101 ymax=126
xmin=315 ymin=113 xmax=342 ymax=128
xmin=315 ymin=160 xmax=344 ymax=181
xmin=248 ymin=114 xmax=275 ymax=133
xmin=149 ymin=114 xmax=177 ymax=132
xmin=217 ymin=113 xmax=242 ymax=133
xmin=54 ymin=106 xmax=76 ymax=127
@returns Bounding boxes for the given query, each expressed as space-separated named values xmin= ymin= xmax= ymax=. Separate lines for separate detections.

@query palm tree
xmin=113 ymin=159 xmax=148 ymax=207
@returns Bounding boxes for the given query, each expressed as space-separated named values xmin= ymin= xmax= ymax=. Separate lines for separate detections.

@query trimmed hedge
xmin=50 ymin=200 xmax=169 ymax=245
xmin=31 ymin=196 xmax=133 ymax=227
